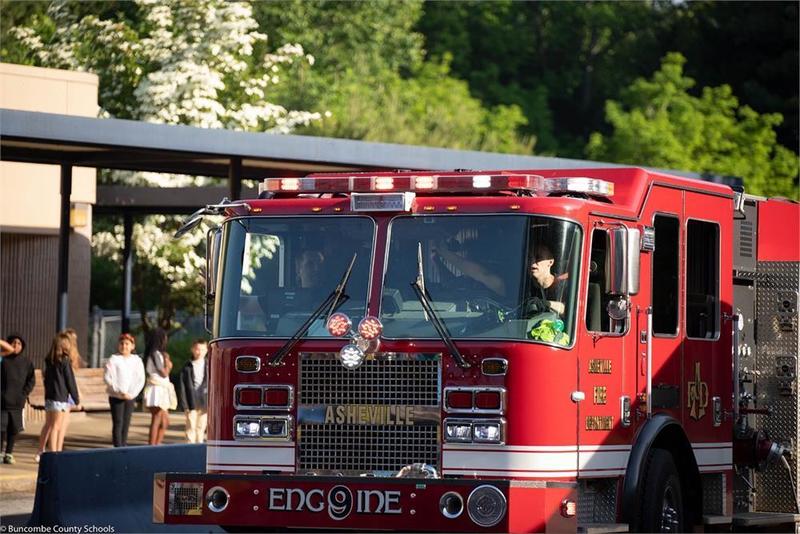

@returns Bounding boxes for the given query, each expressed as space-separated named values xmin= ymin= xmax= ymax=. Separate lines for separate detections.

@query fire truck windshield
xmin=217 ymin=217 xmax=375 ymax=338
xmin=381 ymin=215 xmax=581 ymax=345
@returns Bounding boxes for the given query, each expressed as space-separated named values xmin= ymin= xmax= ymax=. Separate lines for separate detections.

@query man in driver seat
xmin=527 ymin=245 xmax=566 ymax=316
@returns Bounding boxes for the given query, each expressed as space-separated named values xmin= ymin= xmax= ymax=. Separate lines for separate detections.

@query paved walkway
xmin=0 ymin=409 xmax=190 ymax=494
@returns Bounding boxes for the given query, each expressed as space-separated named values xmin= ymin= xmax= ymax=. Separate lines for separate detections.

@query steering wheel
xmin=466 ymin=295 xmax=508 ymax=318
xmin=527 ymin=311 xmax=560 ymax=327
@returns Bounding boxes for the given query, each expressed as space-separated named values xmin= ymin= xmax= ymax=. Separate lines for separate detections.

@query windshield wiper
xmin=410 ymin=243 xmax=470 ymax=369
xmin=269 ymin=253 xmax=357 ymax=366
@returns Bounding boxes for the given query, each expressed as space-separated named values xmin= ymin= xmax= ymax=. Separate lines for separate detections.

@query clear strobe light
xmin=338 ymin=343 xmax=365 ymax=370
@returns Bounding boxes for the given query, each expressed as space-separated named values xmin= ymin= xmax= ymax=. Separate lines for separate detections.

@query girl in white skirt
xmin=142 ymin=328 xmax=174 ymax=445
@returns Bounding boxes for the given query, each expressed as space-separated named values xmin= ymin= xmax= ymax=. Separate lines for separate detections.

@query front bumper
xmin=154 ymin=473 xmax=577 ymax=532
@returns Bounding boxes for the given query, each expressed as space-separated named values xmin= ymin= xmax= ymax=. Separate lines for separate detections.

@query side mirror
xmin=626 ymin=228 xmax=640 ymax=296
xmin=608 ymin=227 xmax=640 ymax=296
xmin=609 ymin=228 xmax=627 ymax=295
xmin=205 ymin=226 xmax=222 ymax=334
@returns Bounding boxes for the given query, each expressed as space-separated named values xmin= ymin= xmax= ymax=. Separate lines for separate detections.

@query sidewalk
xmin=0 ymin=409 xmax=190 ymax=494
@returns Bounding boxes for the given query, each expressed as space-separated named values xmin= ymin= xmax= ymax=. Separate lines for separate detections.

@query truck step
xmin=732 ymin=512 xmax=800 ymax=528
xmin=577 ymin=523 xmax=629 ymax=534
xmin=703 ymin=514 xmax=732 ymax=525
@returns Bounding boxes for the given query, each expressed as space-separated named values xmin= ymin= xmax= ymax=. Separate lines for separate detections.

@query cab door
xmin=639 ymin=186 xmax=684 ymax=424
xmin=682 ymin=191 xmax=732 ymax=447
xmin=577 ymin=219 xmax=636 ymax=477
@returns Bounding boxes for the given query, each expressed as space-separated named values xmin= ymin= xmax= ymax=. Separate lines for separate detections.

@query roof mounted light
xmin=259 ymin=173 xmax=542 ymax=196
xmin=543 ymin=177 xmax=614 ymax=198
xmin=351 ymin=192 xmax=415 ymax=212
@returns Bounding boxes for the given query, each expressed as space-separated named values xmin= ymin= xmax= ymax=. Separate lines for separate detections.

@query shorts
xmin=45 ymin=400 xmax=70 ymax=412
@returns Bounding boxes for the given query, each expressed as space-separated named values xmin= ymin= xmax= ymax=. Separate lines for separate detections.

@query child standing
xmin=104 ymin=333 xmax=145 ymax=447
xmin=143 ymin=328 xmax=174 ymax=445
xmin=1 ymin=335 xmax=35 ymax=464
xmin=178 ymin=339 xmax=208 ymax=443
xmin=37 ymin=333 xmax=80 ymax=458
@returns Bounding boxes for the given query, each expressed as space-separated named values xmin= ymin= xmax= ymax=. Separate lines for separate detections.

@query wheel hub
xmin=659 ymin=486 xmax=680 ymax=532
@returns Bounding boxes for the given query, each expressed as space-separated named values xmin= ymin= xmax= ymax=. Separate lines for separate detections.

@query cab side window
xmin=686 ymin=220 xmax=720 ymax=339
xmin=652 ymin=215 xmax=679 ymax=335
xmin=586 ymin=229 xmax=625 ymax=334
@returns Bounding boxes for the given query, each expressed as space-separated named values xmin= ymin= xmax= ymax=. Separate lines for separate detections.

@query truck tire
xmin=637 ymin=448 xmax=685 ymax=533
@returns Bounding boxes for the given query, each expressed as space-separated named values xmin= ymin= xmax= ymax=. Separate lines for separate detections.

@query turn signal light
xmin=357 ymin=316 xmax=383 ymax=340
xmin=327 ymin=313 xmax=352 ymax=337
xmin=475 ymin=391 xmax=501 ymax=410
xmin=447 ymin=390 xmax=473 ymax=410
xmin=264 ymin=387 xmax=290 ymax=407
xmin=560 ymin=498 xmax=577 ymax=518
xmin=237 ymin=388 xmax=262 ymax=406
xmin=445 ymin=387 xmax=505 ymax=413
xmin=235 ymin=356 xmax=260 ymax=373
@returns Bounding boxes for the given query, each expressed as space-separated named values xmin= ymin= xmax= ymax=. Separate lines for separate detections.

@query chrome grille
xmin=298 ymin=353 xmax=441 ymax=474
xmin=300 ymin=424 xmax=439 ymax=473
xmin=299 ymin=354 xmax=440 ymax=405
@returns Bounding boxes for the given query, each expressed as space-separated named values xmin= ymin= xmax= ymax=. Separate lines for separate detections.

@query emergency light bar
xmin=543 ymin=177 xmax=614 ymax=197
xmin=258 ymin=174 xmax=614 ymax=199
xmin=259 ymin=173 xmax=542 ymax=195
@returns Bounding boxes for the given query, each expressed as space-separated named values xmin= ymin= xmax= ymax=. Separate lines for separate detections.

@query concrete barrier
xmin=29 ymin=444 xmax=222 ymax=533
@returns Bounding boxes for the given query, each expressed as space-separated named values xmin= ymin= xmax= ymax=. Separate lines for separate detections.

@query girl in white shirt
xmin=104 ymin=333 xmax=145 ymax=447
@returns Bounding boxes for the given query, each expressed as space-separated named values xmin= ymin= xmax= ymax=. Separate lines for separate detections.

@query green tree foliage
xmin=587 ymin=54 xmax=799 ymax=199
xmin=254 ymin=0 xmax=533 ymax=153
xmin=306 ymin=57 xmax=532 ymax=153
xmin=418 ymin=1 xmax=798 ymax=158
xmin=418 ymin=1 xmax=670 ymax=155
xmin=669 ymin=1 xmax=799 ymax=152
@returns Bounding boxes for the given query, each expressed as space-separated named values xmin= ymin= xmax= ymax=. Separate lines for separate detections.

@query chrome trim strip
xmin=300 ymin=351 xmax=442 ymax=362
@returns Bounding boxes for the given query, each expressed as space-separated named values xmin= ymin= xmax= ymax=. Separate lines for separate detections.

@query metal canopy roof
xmin=1 ymin=108 xmax=629 ymax=179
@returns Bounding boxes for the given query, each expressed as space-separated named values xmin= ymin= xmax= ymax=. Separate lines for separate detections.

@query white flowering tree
xmin=11 ymin=0 xmax=321 ymax=331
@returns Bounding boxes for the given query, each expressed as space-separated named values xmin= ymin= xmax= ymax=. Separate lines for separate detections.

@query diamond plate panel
xmin=754 ymin=261 xmax=800 ymax=513
xmin=702 ymin=473 xmax=725 ymax=515
xmin=577 ymin=478 xmax=618 ymax=524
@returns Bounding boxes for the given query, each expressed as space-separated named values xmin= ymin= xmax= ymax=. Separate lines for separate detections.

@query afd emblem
xmin=687 ymin=362 xmax=709 ymax=420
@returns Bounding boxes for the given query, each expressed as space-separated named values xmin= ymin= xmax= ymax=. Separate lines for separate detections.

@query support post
xmin=56 ymin=164 xmax=72 ymax=332
xmin=228 ymin=157 xmax=242 ymax=200
xmin=121 ymin=213 xmax=134 ymax=334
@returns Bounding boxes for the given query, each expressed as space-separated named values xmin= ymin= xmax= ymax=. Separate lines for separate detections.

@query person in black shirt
xmin=525 ymin=245 xmax=567 ymax=316
xmin=1 ymin=335 xmax=35 ymax=464
xmin=37 ymin=333 xmax=80 ymax=457
xmin=177 ymin=339 xmax=209 ymax=443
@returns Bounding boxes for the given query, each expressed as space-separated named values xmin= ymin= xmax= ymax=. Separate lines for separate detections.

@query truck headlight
xmin=445 ymin=421 xmax=473 ymax=442
xmin=473 ymin=421 xmax=502 ymax=443
xmin=261 ymin=417 xmax=289 ymax=438
xmin=234 ymin=418 xmax=261 ymax=438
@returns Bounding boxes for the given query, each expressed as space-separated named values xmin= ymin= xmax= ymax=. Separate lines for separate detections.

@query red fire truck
xmin=154 ymin=167 xmax=799 ymax=532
